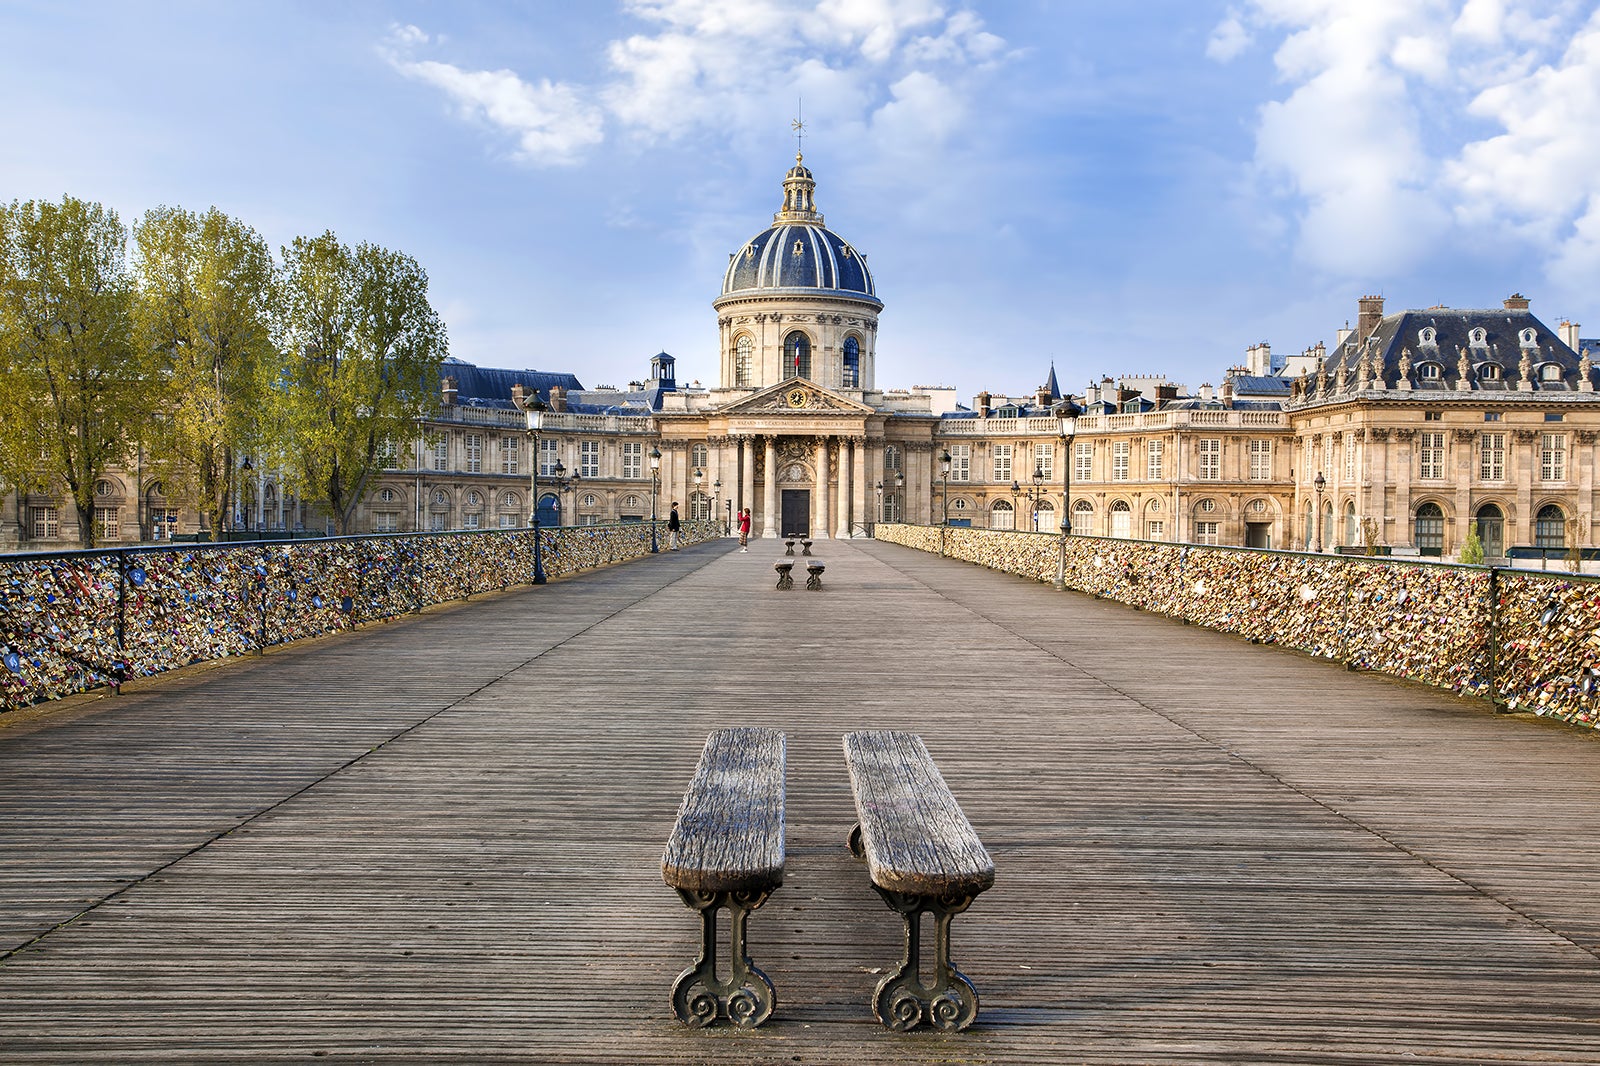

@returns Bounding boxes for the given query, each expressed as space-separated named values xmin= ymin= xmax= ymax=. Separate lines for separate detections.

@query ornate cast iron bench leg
xmin=775 ymin=565 xmax=794 ymax=590
xmin=805 ymin=568 xmax=823 ymax=591
xmin=848 ymin=824 xmax=980 ymax=1032
xmin=671 ymin=888 xmax=776 ymax=1028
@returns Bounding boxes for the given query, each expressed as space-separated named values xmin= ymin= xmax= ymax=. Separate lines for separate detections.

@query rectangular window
xmin=949 ymin=444 xmax=971 ymax=482
xmin=464 ymin=433 xmax=483 ymax=474
xmin=463 ymin=512 xmax=481 ymax=530
xmin=499 ymin=512 xmax=519 ymax=529
xmin=501 ymin=436 xmax=520 ymax=475
xmin=30 ymin=505 xmax=59 ymax=539
xmin=1035 ymin=442 xmax=1053 ymax=479
xmin=1146 ymin=519 xmax=1165 ymax=541
xmin=1420 ymin=432 xmax=1446 ymax=479
xmin=1424 ymin=411 xmax=1442 ymax=421
xmin=429 ymin=513 xmax=448 ymax=532
xmin=1195 ymin=520 xmax=1220 ymax=545
xmin=622 ymin=441 xmax=643 ymax=479
xmin=1484 ymin=411 xmax=1501 ymax=422
xmin=1074 ymin=440 xmax=1091 ymax=482
xmin=93 ymin=506 xmax=119 ymax=542
xmin=1249 ymin=439 xmax=1272 ymax=480
xmin=1480 ymin=432 xmax=1505 ymax=480
xmin=580 ymin=440 xmax=600 ymax=478
xmin=374 ymin=511 xmax=398 ymax=532
xmin=1541 ymin=432 xmax=1566 ymax=481
xmin=432 ymin=437 xmax=449 ymax=471
xmin=1198 ymin=438 xmax=1221 ymax=480
xmin=1112 ymin=440 xmax=1130 ymax=481
xmin=1146 ymin=439 xmax=1163 ymax=481
xmin=1545 ymin=412 xmax=1565 ymax=422
xmin=376 ymin=438 xmax=399 ymax=468
xmin=992 ymin=443 xmax=1012 ymax=483
xmin=539 ymin=437 xmax=560 ymax=477
xmin=1343 ymin=434 xmax=1357 ymax=481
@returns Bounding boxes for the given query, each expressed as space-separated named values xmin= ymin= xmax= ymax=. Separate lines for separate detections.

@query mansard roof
xmin=1291 ymin=307 xmax=1589 ymax=407
xmin=440 ymin=358 xmax=584 ymax=410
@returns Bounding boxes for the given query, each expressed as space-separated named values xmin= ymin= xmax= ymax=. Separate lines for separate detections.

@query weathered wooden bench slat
xmin=843 ymin=729 xmax=992 ymax=1032
xmin=662 ymin=728 xmax=785 ymax=894
xmin=843 ymin=730 xmax=993 ymax=897
xmin=661 ymin=727 xmax=786 ymax=1029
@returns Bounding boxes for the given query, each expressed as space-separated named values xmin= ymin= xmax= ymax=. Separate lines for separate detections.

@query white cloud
xmin=1207 ymin=11 xmax=1254 ymax=62
xmin=385 ymin=4 xmax=1013 ymax=171
xmin=381 ymin=25 xmax=603 ymax=166
xmin=1226 ymin=1 xmax=1600 ymax=288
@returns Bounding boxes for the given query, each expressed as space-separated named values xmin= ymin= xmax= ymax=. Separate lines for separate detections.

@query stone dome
xmin=718 ymin=154 xmax=880 ymax=305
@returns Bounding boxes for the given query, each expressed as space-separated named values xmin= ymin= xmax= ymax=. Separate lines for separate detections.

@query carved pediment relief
xmin=719 ymin=378 xmax=876 ymax=416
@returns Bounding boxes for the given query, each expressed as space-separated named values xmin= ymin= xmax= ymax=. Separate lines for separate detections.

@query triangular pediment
xmin=718 ymin=378 xmax=876 ymax=415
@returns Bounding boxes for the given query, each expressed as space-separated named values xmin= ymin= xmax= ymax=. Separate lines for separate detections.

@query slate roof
xmin=721 ymin=222 xmax=879 ymax=301
xmin=1293 ymin=308 xmax=1587 ymax=406
xmin=440 ymin=358 xmax=584 ymax=410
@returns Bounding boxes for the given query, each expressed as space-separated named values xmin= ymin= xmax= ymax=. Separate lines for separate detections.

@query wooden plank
xmin=661 ymin=726 xmax=785 ymax=893
xmin=843 ymin=729 xmax=993 ymax=897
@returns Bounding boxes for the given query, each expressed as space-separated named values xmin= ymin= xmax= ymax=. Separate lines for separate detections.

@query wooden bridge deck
xmin=2 ymin=538 xmax=1599 ymax=1064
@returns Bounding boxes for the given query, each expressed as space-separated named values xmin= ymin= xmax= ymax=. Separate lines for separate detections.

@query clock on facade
xmin=786 ymin=388 xmax=808 ymax=408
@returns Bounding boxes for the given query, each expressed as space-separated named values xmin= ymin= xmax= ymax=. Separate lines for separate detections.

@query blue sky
xmin=4 ymin=1 xmax=1599 ymax=400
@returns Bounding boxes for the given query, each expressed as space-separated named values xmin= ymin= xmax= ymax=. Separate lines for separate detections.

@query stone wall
xmin=0 ymin=522 xmax=719 ymax=711
xmin=876 ymin=524 xmax=1600 ymax=730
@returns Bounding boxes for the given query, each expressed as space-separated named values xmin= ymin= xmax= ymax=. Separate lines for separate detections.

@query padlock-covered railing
xmin=875 ymin=524 xmax=1600 ymax=730
xmin=0 ymin=521 xmax=721 ymax=711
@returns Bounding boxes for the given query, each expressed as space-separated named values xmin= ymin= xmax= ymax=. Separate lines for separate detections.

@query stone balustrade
xmin=875 ymin=523 xmax=1600 ymax=730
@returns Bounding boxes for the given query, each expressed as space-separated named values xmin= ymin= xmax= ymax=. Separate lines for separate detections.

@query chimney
xmin=510 ymin=383 xmax=525 ymax=409
xmin=1221 ymin=379 xmax=1234 ymax=408
xmin=1246 ymin=342 xmax=1271 ymax=376
xmin=442 ymin=375 xmax=458 ymax=406
xmin=1036 ymin=385 xmax=1051 ymax=408
xmin=1336 ymin=322 xmax=1353 ymax=346
xmin=1560 ymin=320 xmax=1581 ymax=351
xmin=1357 ymin=295 xmax=1385 ymax=344
xmin=975 ymin=390 xmax=991 ymax=417
xmin=548 ymin=385 xmax=568 ymax=413
xmin=1504 ymin=293 xmax=1531 ymax=312
xmin=1199 ymin=382 xmax=1214 ymax=402
xmin=1154 ymin=383 xmax=1178 ymax=408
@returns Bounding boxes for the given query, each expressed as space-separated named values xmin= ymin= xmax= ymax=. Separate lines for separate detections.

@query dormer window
xmin=1520 ymin=328 xmax=1538 ymax=346
xmin=1541 ymin=364 xmax=1564 ymax=382
xmin=1419 ymin=327 xmax=1436 ymax=346
xmin=1420 ymin=362 xmax=1443 ymax=380
xmin=1479 ymin=363 xmax=1502 ymax=381
xmin=1470 ymin=327 xmax=1487 ymax=347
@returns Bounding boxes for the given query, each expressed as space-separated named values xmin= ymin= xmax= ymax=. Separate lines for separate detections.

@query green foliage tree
xmin=0 ymin=196 xmax=148 ymax=547
xmin=1459 ymin=523 xmax=1485 ymax=565
xmin=271 ymin=232 xmax=446 ymax=534
xmin=134 ymin=205 xmax=278 ymax=535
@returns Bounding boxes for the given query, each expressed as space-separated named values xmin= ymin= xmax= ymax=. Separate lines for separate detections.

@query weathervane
xmin=792 ymin=102 xmax=805 ymax=160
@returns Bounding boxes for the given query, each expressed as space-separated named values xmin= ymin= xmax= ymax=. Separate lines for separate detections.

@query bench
xmin=784 ymin=538 xmax=797 ymax=556
xmin=774 ymin=560 xmax=794 ymax=590
xmin=805 ymin=560 xmax=825 ymax=590
xmin=842 ymin=730 xmax=994 ymax=1032
xmin=661 ymin=727 xmax=786 ymax=1028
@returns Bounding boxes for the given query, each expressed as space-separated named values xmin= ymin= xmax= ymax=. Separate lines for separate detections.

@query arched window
xmin=1303 ymin=501 xmax=1313 ymax=549
xmin=1343 ymin=501 xmax=1357 ymax=545
xmin=1110 ymin=499 xmax=1132 ymax=539
xmin=785 ymin=332 xmax=811 ymax=380
xmin=537 ymin=492 xmax=560 ymax=527
xmin=1036 ymin=500 xmax=1057 ymax=533
xmin=1479 ymin=363 xmax=1502 ymax=381
xmin=842 ymin=336 xmax=860 ymax=388
xmin=1535 ymin=504 xmax=1566 ymax=549
xmin=1542 ymin=363 xmax=1564 ymax=382
xmin=990 ymin=499 xmax=1014 ymax=530
xmin=1475 ymin=503 xmax=1504 ymax=558
xmin=1070 ymin=498 xmax=1093 ymax=535
xmin=1420 ymin=362 xmax=1442 ymax=380
xmin=735 ymin=335 xmax=753 ymax=387
xmin=1415 ymin=501 xmax=1445 ymax=556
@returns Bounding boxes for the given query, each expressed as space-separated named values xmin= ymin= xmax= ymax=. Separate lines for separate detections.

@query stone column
xmin=836 ymin=437 xmax=852 ymax=538
xmin=815 ymin=436 xmax=831 ymax=538
xmin=852 ymin=438 xmax=868 ymax=536
xmin=762 ymin=436 xmax=778 ymax=538
xmin=741 ymin=437 xmax=755 ymax=529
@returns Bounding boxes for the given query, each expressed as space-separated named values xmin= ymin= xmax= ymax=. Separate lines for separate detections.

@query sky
xmin=4 ymin=0 xmax=1600 ymax=401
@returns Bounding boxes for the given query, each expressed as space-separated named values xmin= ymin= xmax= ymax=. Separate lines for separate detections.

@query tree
xmin=134 ymin=205 xmax=278 ymax=535
xmin=1459 ymin=524 xmax=1485 ymax=565
xmin=0 ymin=196 xmax=147 ymax=547
xmin=270 ymin=232 xmax=446 ymax=534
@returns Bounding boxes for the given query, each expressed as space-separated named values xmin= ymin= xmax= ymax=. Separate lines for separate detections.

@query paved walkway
xmin=1 ymin=538 xmax=1599 ymax=1064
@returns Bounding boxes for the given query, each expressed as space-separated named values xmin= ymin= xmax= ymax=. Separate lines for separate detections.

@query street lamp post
xmin=939 ymin=449 xmax=952 ymax=526
xmin=524 ymin=395 xmax=548 ymax=584
xmin=693 ymin=468 xmax=703 ymax=532
xmin=1010 ymin=479 xmax=1020 ymax=531
xmin=649 ymin=445 xmax=662 ymax=553
xmin=1031 ymin=465 xmax=1045 ymax=531
xmin=1055 ymin=400 xmax=1081 ymax=591
xmin=1314 ymin=471 xmax=1326 ymax=553
xmin=875 ymin=480 xmax=884 ymax=533
xmin=712 ymin=477 xmax=722 ymax=534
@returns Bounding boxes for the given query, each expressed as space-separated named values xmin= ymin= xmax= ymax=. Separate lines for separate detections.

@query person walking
xmin=738 ymin=507 xmax=751 ymax=551
xmin=667 ymin=502 xmax=681 ymax=550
